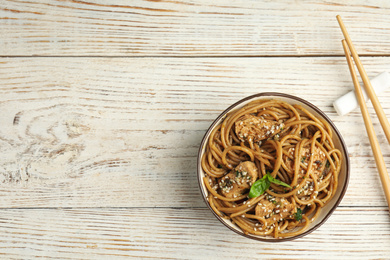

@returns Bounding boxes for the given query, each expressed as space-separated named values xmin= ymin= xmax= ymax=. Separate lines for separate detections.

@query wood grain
xmin=0 ymin=207 xmax=389 ymax=259
xmin=2 ymin=1 xmax=390 ymax=258
xmin=1 ymin=0 xmax=390 ymax=56
xmin=1 ymin=57 xmax=390 ymax=208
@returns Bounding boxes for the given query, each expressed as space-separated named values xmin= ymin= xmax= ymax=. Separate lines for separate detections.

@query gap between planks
xmin=2 ymin=54 xmax=390 ymax=59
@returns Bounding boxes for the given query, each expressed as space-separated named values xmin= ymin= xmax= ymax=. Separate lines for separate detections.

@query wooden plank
xmin=0 ymin=57 xmax=390 ymax=208
xmin=0 ymin=207 xmax=389 ymax=259
xmin=1 ymin=0 xmax=390 ymax=56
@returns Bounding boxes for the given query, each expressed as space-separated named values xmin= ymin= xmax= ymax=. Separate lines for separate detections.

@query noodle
xmin=201 ymin=99 xmax=342 ymax=239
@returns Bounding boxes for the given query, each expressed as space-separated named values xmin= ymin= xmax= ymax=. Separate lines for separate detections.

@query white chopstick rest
xmin=333 ymin=71 xmax=390 ymax=116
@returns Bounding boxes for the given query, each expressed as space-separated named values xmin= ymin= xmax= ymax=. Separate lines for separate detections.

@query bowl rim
xmin=197 ymin=92 xmax=350 ymax=242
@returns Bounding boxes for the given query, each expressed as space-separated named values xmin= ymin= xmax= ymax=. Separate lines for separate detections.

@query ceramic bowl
xmin=197 ymin=92 xmax=350 ymax=242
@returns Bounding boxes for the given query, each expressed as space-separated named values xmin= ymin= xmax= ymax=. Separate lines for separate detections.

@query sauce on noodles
xmin=201 ymin=99 xmax=342 ymax=238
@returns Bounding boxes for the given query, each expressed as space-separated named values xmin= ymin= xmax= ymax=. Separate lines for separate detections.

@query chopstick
xmin=338 ymin=16 xmax=390 ymax=210
xmin=341 ymin=40 xmax=390 ymax=210
xmin=337 ymin=15 xmax=390 ymax=145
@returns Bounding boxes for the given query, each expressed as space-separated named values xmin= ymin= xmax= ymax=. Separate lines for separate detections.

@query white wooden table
xmin=1 ymin=1 xmax=390 ymax=259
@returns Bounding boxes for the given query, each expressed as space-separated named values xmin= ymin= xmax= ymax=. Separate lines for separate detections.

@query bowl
xmin=197 ymin=92 xmax=350 ymax=242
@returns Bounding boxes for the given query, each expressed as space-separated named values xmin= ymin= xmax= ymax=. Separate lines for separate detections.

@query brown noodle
xmin=201 ymin=99 xmax=342 ymax=239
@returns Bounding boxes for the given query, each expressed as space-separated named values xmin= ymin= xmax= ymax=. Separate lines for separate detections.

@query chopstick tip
xmin=341 ymin=39 xmax=349 ymax=52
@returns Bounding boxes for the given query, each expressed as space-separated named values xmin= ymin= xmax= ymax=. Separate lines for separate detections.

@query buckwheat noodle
xmin=202 ymin=99 xmax=342 ymax=239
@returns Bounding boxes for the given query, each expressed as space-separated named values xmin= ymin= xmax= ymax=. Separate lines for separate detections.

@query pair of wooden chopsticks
xmin=337 ymin=15 xmax=390 ymax=210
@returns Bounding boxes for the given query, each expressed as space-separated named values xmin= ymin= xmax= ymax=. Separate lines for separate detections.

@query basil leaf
xmin=266 ymin=174 xmax=292 ymax=188
xmin=248 ymin=175 xmax=270 ymax=198
xmin=294 ymin=208 xmax=302 ymax=221
xmin=248 ymin=173 xmax=291 ymax=198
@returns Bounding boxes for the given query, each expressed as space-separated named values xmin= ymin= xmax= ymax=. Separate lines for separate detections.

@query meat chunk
xmin=255 ymin=196 xmax=296 ymax=223
xmin=235 ymin=161 xmax=259 ymax=186
xmin=219 ymin=161 xmax=258 ymax=198
xmin=286 ymin=145 xmax=327 ymax=182
xmin=235 ymin=114 xmax=277 ymax=143
xmin=300 ymin=146 xmax=327 ymax=178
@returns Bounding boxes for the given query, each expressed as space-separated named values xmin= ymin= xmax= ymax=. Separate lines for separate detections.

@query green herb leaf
xmin=294 ymin=208 xmax=302 ymax=221
xmin=248 ymin=173 xmax=291 ymax=198
xmin=248 ymin=175 xmax=270 ymax=198
xmin=266 ymin=174 xmax=292 ymax=189
xmin=326 ymin=160 xmax=330 ymax=168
